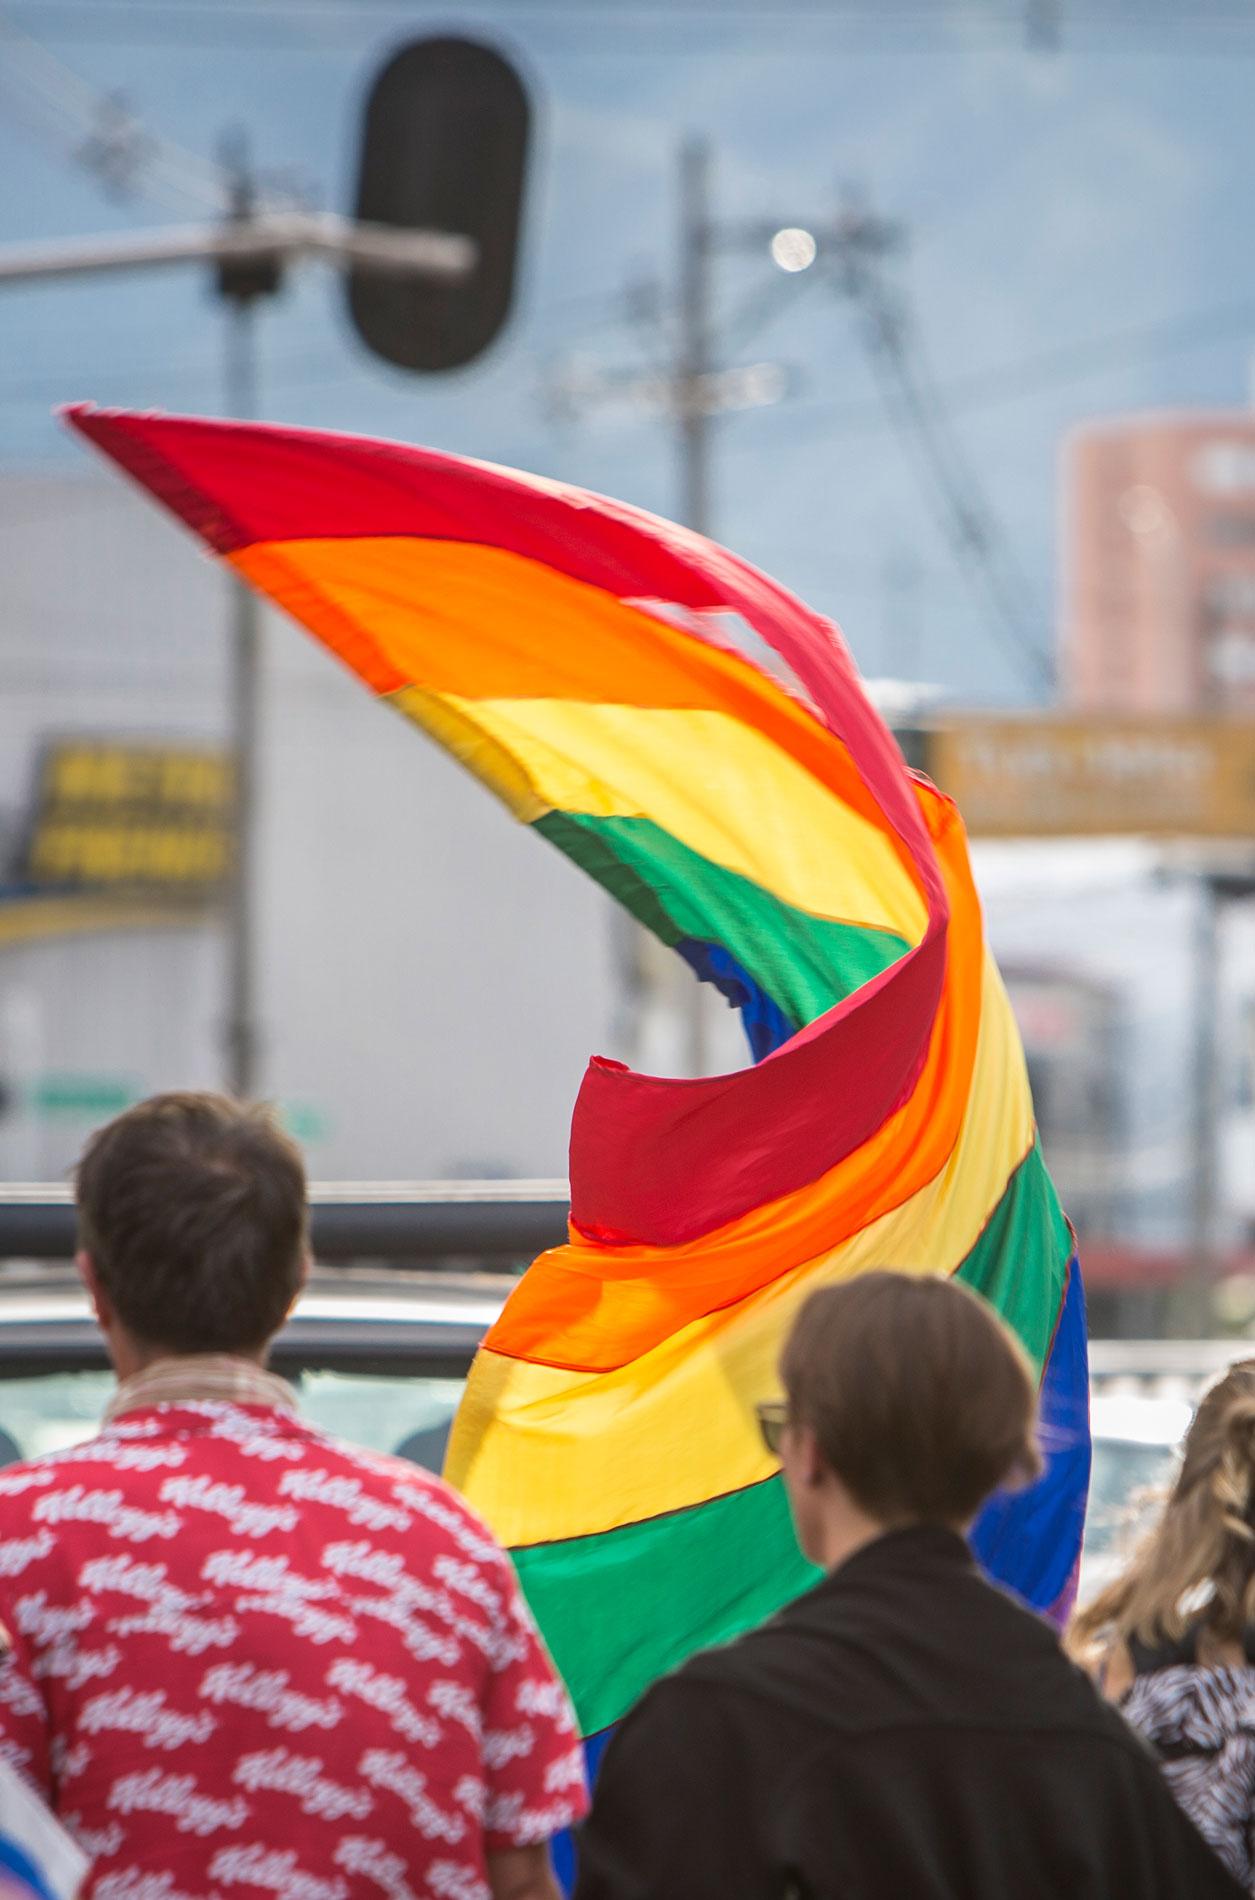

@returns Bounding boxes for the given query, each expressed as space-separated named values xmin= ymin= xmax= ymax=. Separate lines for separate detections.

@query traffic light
xmin=347 ymin=37 xmax=530 ymax=372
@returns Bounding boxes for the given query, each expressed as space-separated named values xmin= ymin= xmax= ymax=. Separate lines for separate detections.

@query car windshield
xmin=0 ymin=1368 xmax=468 ymax=1473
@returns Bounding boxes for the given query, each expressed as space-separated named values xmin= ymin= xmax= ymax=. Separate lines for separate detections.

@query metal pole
xmin=678 ymin=136 xmax=712 ymax=540
xmin=223 ymin=304 xmax=260 ymax=1099
xmin=678 ymin=136 xmax=712 ymax=1077
xmin=1189 ymin=872 xmax=1220 ymax=1289
xmin=0 ymin=216 xmax=473 ymax=287
xmin=0 ymin=1178 xmax=571 ymax=1264
xmin=220 ymin=137 xmax=264 ymax=1100
xmin=0 ymin=211 xmax=472 ymax=1109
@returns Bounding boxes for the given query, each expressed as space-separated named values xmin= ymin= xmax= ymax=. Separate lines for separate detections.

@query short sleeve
xmin=480 ymin=1558 xmax=588 ymax=1851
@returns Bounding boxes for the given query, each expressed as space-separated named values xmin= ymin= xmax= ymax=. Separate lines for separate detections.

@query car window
xmin=0 ymin=1371 xmax=115 ymax=1463
xmin=1083 ymin=1435 xmax=1178 ymax=1559
xmin=295 ymin=1369 xmax=467 ymax=1468
xmin=0 ymin=1368 xmax=468 ymax=1472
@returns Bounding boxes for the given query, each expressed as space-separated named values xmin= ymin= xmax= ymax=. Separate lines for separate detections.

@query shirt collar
xmin=814 ymin=1523 xmax=974 ymax=1593
xmin=104 ymin=1353 xmax=298 ymax=1425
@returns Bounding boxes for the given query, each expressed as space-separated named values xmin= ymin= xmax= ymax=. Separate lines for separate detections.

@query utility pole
xmin=548 ymin=137 xmax=790 ymax=1078
xmin=677 ymin=138 xmax=712 ymax=540
xmin=217 ymin=131 xmax=277 ymax=1101
xmin=702 ymin=188 xmax=1052 ymax=696
xmin=677 ymin=138 xmax=713 ymax=1078
xmin=546 ymin=140 xmax=774 ymax=1079
xmin=555 ymin=147 xmax=1047 ymax=1063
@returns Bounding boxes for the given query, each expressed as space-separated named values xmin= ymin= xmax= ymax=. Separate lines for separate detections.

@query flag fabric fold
xmin=66 ymin=405 xmax=1090 ymax=1749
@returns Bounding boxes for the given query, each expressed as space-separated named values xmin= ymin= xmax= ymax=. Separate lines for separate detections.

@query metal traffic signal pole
xmin=0 ymin=206 xmax=474 ymax=1103
xmin=217 ymin=136 xmax=274 ymax=1101
xmin=6 ymin=37 xmax=528 ymax=1099
xmin=221 ymin=300 xmax=262 ymax=1098
xmin=0 ymin=218 xmax=472 ymax=287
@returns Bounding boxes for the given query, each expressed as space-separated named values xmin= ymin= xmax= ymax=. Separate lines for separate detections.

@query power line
xmin=1 ymin=284 xmax=1253 ymax=422
xmin=3 ymin=281 xmax=1253 ymax=442
xmin=18 ymin=0 xmax=1255 ymax=16
xmin=542 ymin=157 xmax=1052 ymax=690
xmin=0 ymin=11 xmax=222 ymax=210
xmin=0 ymin=282 xmax=638 ymax=409
xmin=0 ymin=9 xmax=309 ymax=212
xmin=13 ymin=0 xmax=1255 ymax=47
xmin=810 ymin=218 xmax=1054 ymax=692
xmin=752 ymin=295 xmax=1255 ymax=445
xmin=862 ymin=293 xmax=1055 ymax=690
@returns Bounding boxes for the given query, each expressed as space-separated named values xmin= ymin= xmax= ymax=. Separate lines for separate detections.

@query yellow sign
xmin=24 ymin=740 xmax=232 ymax=898
xmin=923 ymin=718 xmax=1255 ymax=839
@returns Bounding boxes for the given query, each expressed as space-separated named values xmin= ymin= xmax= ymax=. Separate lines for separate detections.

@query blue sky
xmin=5 ymin=0 xmax=1255 ymax=701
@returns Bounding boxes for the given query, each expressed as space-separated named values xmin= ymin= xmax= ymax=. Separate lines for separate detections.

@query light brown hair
xmin=76 ymin=1091 xmax=308 ymax=1355
xmin=780 ymin=1270 xmax=1042 ymax=1525
xmin=1069 ymin=1359 xmax=1255 ymax=1662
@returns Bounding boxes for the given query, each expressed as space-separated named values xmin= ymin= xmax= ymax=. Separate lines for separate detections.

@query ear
xmin=76 ymin=1250 xmax=113 ymax=1331
xmin=287 ymin=1251 xmax=312 ymax=1316
xmin=793 ymin=1420 xmax=828 ymax=1489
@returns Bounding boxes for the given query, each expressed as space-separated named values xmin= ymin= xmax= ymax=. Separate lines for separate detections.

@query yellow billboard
xmin=22 ymin=740 xmax=232 ymax=899
xmin=923 ymin=718 xmax=1255 ymax=839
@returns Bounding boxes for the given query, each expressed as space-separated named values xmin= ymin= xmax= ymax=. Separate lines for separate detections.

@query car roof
xmin=1089 ymin=1338 xmax=1252 ymax=1380
xmin=0 ymin=1266 xmax=512 ymax=1370
xmin=1090 ymin=1390 xmax=1193 ymax=1448
xmin=1088 ymin=1339 xmax=1253 ymax=1445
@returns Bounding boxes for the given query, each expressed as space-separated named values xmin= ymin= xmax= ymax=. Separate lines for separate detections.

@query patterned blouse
xmin=1122 ymin=1635 xmax=1255 ymax=1895
xmin=0 ymin=1388 xmax=588 ymax=1900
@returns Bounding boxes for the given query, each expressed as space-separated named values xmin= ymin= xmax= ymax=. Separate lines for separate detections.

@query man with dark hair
xmin=575 ymin=1271 xmax=1246 ymax=1899
xmin=0 ymin=1093 xmax=586 ymax=1900
xmin=75 ymin=1092 xmax=309 ymax=1361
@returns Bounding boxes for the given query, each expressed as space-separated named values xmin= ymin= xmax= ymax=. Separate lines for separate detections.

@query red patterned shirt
xmin=0 ymin=1393 xmax=588 ymax=1900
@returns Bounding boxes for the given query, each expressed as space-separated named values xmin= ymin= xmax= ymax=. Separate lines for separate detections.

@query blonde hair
xmin=1069 ymin=1359 xmax=1255 ymax=1664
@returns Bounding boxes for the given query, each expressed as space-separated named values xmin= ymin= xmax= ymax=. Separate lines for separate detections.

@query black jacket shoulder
xmin=575 ymin=1528 xmax=1248 ymax=1900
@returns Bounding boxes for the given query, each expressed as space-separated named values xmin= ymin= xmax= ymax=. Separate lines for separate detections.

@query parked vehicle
xmin=1079 ymin=1340 xmax=1248 ymax=1604
xmin=0 ymin=1266 xmax=510 ymax=1473
xmin=0 ymin=1247 xmax=1242 ymax=1605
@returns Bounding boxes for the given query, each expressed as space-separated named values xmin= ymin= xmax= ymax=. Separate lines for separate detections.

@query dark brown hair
xmin=780 ymin=1271 xmax=1042 ymax=1526
xmin=76 ymin=1092 xmax=308 ymax=1355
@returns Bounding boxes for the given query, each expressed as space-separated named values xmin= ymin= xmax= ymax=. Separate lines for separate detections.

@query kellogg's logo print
xmin=0 ymin=1402 xmax=588 ymax=1898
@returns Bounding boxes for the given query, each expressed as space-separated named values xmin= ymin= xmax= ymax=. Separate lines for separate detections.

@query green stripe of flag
xmin=513 ymin=1473 xmax=816 ymax=1738
xmin=955 ymin=1138 xmax=1071 ymax=1375
xmin=534 ymin=810 xmax=909 ymax=1032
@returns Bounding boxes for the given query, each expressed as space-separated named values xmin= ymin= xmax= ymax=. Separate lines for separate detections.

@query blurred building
xmin=1001 ymin=964 xmax=1123 ymax=1240
xmin=0 ymin=470 xmax=629 ymax=1184
xmin=1064 ymin=411 xmax=1255 ymax=712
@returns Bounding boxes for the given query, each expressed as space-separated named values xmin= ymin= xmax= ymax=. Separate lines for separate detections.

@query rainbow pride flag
xmin=67 ymin=406 xmax=1090 ymax=1751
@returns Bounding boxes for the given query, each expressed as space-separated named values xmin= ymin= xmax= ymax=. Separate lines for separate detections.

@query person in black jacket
xmin=574 ymin=1270 xmax=1244 ymax=1900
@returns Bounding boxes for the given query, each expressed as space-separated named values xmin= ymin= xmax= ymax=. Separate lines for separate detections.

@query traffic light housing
xmin=347 ymin=37 xmax=530 ymax=372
